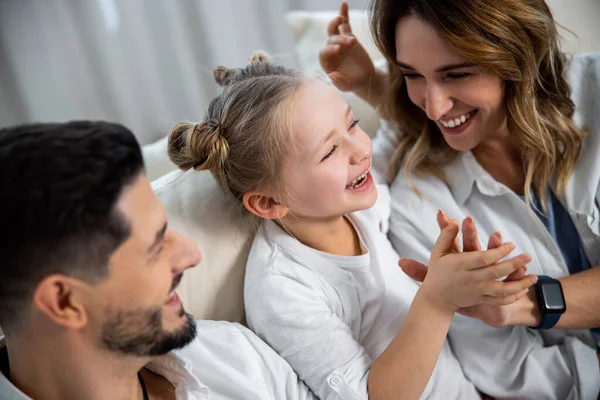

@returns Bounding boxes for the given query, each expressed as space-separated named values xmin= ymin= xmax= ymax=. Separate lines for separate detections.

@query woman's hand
xmin=319 ymin=2 xmax=376 ymax=93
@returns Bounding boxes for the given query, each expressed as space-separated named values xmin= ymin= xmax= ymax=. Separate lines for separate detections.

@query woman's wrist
xmin=506 ymin=287 xmax=542 ymax=327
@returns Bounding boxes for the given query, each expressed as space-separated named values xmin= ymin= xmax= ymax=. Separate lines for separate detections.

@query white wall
xmin=547 ymin=0 xmax=600 ymax=54
xmin=290 ymin=0 xmax=369 ymax=10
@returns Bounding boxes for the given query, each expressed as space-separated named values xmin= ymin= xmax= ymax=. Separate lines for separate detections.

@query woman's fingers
xmin=319 ymin=45 xmax=339 ymax=61
xmin=340 ymin=1 xmax=349 ymax=20
xmin=436 ymin=210 xmax=460 ymax=252
xmin=481 ymin=288 xmax=531 ymax=306
xmin=326 ymin=35 xmax=355 ymax=47
xmin=462 ymin=217 xmax=481 ymax=252
xmin=431 ymin=218 xmax=460 ymax=257
xmin=483 ymin=275 xmax=538 ymax=298
xmin=339 ymin=2 xmax=352 ymax=35
xmin=328 ymin=3 xmax=353 ymax=37
xmin=487 ymin=231 xmax=502 ymax=249
xmin=327 ymin=15 xmax=344 ymax=36
xmin=398 ymin=258 xmax=428 ymax=282
xmin=504 ymin=265 xmax=527 ymax=281
xmin=327 ymin=71 xmax=351 ymax=91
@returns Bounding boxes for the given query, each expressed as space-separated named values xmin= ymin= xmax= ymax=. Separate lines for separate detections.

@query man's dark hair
xmin=0 ymin=121 xmax=145 ymax=331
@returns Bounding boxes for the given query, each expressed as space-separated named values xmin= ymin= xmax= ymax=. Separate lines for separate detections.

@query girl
xmin=167 ymin=53 xmax=535 ymax=399
xmin=320 ymin=1 xmax=600 ymax=398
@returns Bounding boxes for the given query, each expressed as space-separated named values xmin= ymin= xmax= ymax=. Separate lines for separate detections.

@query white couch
xmin=145 ymin=10 xmax=600 ymax=323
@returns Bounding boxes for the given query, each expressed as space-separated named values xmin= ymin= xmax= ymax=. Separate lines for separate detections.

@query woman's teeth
xmin=348 ymin=171 xmax=369 ymax=190
xmin=440 ymin=110 xmax=475 ymax=128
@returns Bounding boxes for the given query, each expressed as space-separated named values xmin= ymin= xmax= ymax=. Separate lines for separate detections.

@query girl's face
xmin=280 ymin=78 xmax=377 ymax=221
xmin=395 ymin=14 xmax=509 ymax=151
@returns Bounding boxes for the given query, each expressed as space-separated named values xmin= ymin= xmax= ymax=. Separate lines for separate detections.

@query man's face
xmin=83 ymin=175 xmax=201 ymax=356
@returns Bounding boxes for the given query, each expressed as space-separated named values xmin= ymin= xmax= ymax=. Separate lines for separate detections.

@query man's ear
xmin=32 ymin=275 xmax=88 ymax=330
xmin=243 ymin=191 xmax=288 ymax=220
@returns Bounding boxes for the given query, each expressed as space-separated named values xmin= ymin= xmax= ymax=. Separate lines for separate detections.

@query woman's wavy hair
xmin=370 ymin=0 xmax=586 ymax=207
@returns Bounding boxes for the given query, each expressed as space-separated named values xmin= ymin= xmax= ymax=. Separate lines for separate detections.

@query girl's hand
xmin=319 ymin=2 xmax=376 ymax=93
xmin=418 ymin=214 xmax=535 ymax=313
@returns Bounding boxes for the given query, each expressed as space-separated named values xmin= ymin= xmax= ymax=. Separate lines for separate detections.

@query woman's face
xmin=394 ymin=14 xmax=509 ymax=151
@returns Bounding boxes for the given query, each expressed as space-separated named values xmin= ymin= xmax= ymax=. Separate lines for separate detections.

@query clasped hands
xmin=400 ymin=211 xmax=538 ymax=327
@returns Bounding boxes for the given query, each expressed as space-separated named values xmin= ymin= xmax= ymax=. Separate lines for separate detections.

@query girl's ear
xmin=243 ymin=192 xmax=288 ymax=219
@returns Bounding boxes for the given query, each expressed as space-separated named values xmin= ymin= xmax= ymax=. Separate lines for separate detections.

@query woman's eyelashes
xmin=403 ymin=72 xmax=422 ymax=80
xmin=402 ymin=71 xmax=472 ymax=80
xmin=445 ymin=72 xmax=472 ymax=80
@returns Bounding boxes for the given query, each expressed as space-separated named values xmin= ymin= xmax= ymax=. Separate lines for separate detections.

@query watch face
xmin=540 ymin=281 xmax=566 ymax=313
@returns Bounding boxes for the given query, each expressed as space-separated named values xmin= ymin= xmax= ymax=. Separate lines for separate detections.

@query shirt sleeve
xmin=235 ymin=324 xmax=319 ymax=400
xmin=245 ymin=270 xmax=371 ymax=400
xmin=448 ymin=317 xmax=600 ymax=400
xmin=387 ymin=192 xmax=600 ymax=399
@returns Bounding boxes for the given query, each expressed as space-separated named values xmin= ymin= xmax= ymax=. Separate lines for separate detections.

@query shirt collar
xmin=0 ymin=343 xmax=30 ymax=400
xmin=445 ymin=151 xmax=516 ymax=206
xmin=146 ymin=351 xmax=210 ymax=399
xmin=0 ymin=344 xmax=210 ymax=400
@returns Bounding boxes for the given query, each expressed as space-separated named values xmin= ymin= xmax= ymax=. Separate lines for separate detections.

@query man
xmin=0 ymin=121 xmax=316 ymax=400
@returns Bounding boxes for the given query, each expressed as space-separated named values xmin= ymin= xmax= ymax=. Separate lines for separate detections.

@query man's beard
xmin=99 ymin=304 xmax=197 ymax=357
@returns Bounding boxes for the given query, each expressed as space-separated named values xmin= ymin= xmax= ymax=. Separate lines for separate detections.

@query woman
xmin=320 ymin=1 xmax=600 ymax=399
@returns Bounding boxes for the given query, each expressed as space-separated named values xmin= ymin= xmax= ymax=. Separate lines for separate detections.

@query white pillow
xmin=152 ymin=169 xmax=252 ymax=322
xmin=142 ymin=136 xmax=178 ymax=182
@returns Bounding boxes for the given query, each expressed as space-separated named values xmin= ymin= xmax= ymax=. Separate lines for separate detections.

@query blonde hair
xmin=370 ymin=0 xmax=587 ymax=208
xmin=168 ymin=52 xmax=306 ymax=214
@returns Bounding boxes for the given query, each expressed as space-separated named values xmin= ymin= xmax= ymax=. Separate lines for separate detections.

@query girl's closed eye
xmin=322 ymin=145 xmax=338 ymax=161
xmin=349 ymin=118 xmax=360 ymax=130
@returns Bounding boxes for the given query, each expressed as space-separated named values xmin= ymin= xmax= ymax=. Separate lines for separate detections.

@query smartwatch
xmin=532 ymin=275 xmax=566 ymax=329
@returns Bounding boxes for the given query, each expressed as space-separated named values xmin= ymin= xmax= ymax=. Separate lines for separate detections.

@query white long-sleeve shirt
xmin=0 ymin=321 xmax=316 ymax=400
xmin=244 ymin=207 xmax=480 ymax=400
xmin=371 ymin=52 xmax=600 ymax=399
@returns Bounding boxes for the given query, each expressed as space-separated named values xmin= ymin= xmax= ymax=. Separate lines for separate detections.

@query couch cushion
xmin=142 ymin=136 xmax=177 ymax=182
xmin=152 ymin=169 xmax=252 ymax=322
